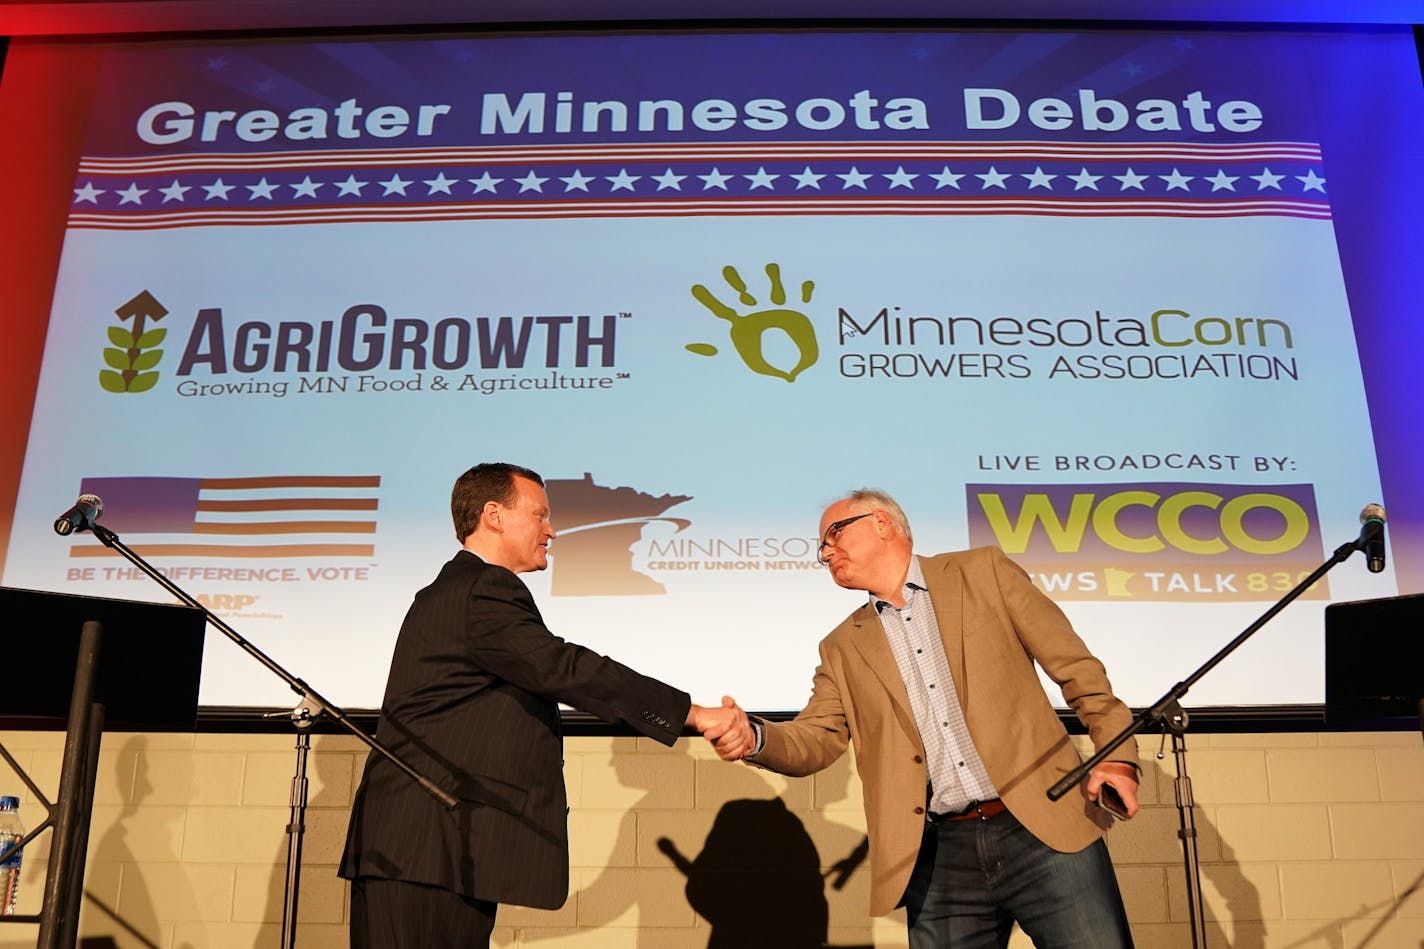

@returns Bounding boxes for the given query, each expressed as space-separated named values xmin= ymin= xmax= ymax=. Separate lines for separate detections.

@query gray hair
xmin=845 ymin=488 xmax=913 ymax=544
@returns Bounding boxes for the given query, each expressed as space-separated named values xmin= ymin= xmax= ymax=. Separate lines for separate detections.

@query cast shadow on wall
xmin=78 ymin=735 xmax=192 ymax=949
xmin=1127 ymin=762 xmax=1420 ymax=946
xmin=658 ymin=795 xmax=871 ymax=949
xmin=537 ymin=742 xmax=875 ymax=949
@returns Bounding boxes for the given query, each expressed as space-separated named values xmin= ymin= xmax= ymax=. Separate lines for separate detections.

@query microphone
xmin=1358 ymin=503 xmax=1386 ymax=573
xmin=54 ymin=494 xmax=103 ymax=536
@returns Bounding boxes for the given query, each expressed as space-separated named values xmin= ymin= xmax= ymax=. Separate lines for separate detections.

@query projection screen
xmin=1 ymin=23 xmax=1420 ymax=712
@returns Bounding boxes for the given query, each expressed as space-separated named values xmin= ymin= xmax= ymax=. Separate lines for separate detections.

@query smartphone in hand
xmin=1096 ymin=783 xmax=1131 ymax=820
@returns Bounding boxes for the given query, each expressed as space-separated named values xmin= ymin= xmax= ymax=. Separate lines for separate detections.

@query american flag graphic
xmin=67 ymin=140 xmax=1330 ymax=229
xmin=68 ymin=475 xmax=380 ymax=558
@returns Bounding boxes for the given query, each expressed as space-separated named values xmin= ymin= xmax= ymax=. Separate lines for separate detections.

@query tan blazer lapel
xmin=845 ymin=603 xmax=917 ymax=727
xmin=921 ymin=555 xmax=970 ymax=712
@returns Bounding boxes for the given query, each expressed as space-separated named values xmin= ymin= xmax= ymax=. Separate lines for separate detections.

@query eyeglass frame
xmin=816 ymin=511 xmax=876 ymax=563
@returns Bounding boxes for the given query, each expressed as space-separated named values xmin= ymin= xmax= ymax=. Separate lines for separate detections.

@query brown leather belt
xmin=930 ymin=799 xmax=1007 ymax=823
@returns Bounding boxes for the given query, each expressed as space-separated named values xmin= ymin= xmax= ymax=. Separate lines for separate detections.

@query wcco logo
xmin=967 ymin=483 xmax=1322 ymax=560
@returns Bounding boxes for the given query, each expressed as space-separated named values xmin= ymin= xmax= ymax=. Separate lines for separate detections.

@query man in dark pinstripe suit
xmin=339 ymin=462 xmax=741 ymax=947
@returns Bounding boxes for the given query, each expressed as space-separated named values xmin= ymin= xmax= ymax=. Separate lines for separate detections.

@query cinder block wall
xmin=0 ymin=728 xmax=1420 ymax=948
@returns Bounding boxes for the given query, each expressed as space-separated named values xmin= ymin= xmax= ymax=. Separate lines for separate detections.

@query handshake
xmin=686 ymin=696 xmax=756 ymax=761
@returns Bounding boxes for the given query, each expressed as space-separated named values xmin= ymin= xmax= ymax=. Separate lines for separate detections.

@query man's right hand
xmin=687 ymin=696 xmax=754 ymax=760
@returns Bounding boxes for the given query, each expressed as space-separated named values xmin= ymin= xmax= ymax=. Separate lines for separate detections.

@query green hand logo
xmin=686 ymin=263 xmax=819 ymax=382
xmin=100 ymin=290 xmax=168 ymax=393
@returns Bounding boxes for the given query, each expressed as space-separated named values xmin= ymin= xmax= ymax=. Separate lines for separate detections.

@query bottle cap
xmin=0 ymin=796 xmax=17 ymax=809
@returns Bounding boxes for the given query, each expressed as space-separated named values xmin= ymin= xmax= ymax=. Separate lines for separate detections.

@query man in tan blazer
xmin=737 ymin=488 xmax=1139 ymax=947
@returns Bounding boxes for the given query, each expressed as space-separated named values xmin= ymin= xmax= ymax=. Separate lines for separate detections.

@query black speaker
xmin=0 ymin=585 xmax=206 ymax=729
xmin=1324 ymin=593 xmax=1423 ymax=725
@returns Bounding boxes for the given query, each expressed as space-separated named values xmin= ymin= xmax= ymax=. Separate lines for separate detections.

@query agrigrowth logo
xmin=686 ymin=263 xmax=820 ymax=382
xmin=99 ymin=291 xmax=169 ymax=393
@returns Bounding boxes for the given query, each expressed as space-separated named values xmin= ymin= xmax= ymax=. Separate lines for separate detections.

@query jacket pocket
xmin=452 ymin=770 xmax=530 ymax=816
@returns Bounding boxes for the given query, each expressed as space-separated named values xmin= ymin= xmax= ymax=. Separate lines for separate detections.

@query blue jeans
xmin=902 ymin=809 xmax=1133 ymax=948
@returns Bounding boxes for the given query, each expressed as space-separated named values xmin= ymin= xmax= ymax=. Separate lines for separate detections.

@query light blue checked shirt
xmin=873 ymin=555 xmax=998 ymax=815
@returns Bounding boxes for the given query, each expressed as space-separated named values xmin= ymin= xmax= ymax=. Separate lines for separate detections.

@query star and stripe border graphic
xmin=68 ymin=140 xmax=1330 ymax=229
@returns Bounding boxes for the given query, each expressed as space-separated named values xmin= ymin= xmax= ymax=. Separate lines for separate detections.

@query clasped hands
xmin=686 ymin=696 xmax=755 ymax=760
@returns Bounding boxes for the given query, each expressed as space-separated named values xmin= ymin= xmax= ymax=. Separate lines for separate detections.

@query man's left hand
xmin=1085 ymin=760 xmax=1140 ymax=819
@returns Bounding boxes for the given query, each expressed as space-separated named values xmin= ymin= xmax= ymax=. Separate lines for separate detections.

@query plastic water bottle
xmin=0 ymin=796 xmax=21 ymax=916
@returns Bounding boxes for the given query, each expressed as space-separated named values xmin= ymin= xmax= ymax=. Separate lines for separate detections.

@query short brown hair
xmin=451 ymin=463 xmax=544 ymax=542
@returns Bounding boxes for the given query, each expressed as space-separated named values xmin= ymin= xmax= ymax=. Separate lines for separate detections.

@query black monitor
xmin=0 ymin=586 xmax=206 ymax=730
xmin=1324 ymin=593 xmax=1423 ymax=727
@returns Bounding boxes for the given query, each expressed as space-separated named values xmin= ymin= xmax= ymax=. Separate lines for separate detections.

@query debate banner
xmin=3 ymin=27 xmax=1418 ymax=710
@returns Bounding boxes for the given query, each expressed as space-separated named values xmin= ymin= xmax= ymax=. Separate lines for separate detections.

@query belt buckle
xmin=960 ymin=799 xmax=1000 ymax=821
xmin=929 ymin=799 xmax=1001 ymax=823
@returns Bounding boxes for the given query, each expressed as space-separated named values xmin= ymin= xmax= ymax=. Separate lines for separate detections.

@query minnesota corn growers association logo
xmin=685 ymin=263 xmax=820 ymax=382
xmin=99 ymin=291 xmax=169 ymax=393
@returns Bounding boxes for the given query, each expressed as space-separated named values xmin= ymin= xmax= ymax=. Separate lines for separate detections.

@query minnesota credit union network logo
xmin=966 ymin=481 xmax=1328 ymax=602
xmin=685 ymin=262 xmax=820 ymax=382
xmin=64 ymin=474 xmax=380 ymax=558
xmin=545 ymin=473 xmax=692 ymax=596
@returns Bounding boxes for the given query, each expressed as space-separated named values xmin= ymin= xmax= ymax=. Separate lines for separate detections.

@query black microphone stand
xmin=1046 ymin=527 xmax=1379 ymax=949
xmin=80 ymin=521 xmax=456 ymax=949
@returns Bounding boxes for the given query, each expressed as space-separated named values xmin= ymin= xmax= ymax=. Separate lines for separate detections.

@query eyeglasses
xmin=817 ymin=511 xmax=874 ymax=563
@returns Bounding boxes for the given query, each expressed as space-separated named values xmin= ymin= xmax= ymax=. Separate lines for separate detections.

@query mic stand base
xmin=268 ymin=700 xmax=317 ymax=949
xmin=1045 ymin=533 xmax=1376 ymax=949
xmin=1160 ymin=701 xmax=1209 ymax=949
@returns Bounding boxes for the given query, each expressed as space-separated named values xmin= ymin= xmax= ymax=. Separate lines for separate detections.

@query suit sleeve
xmin=988 ymin=546 xmax=1138 ymax=764
xmin=464 ymin=566 xmax=691 ymax=744
xmin=748 ymin=637 xmax=852 ymax=776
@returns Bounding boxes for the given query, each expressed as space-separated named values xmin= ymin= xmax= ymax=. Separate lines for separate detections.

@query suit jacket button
xmin=914 ymin=806 xmax=925 ymax=815
xmin=913 ymin=755 xmax=923 ymax=764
